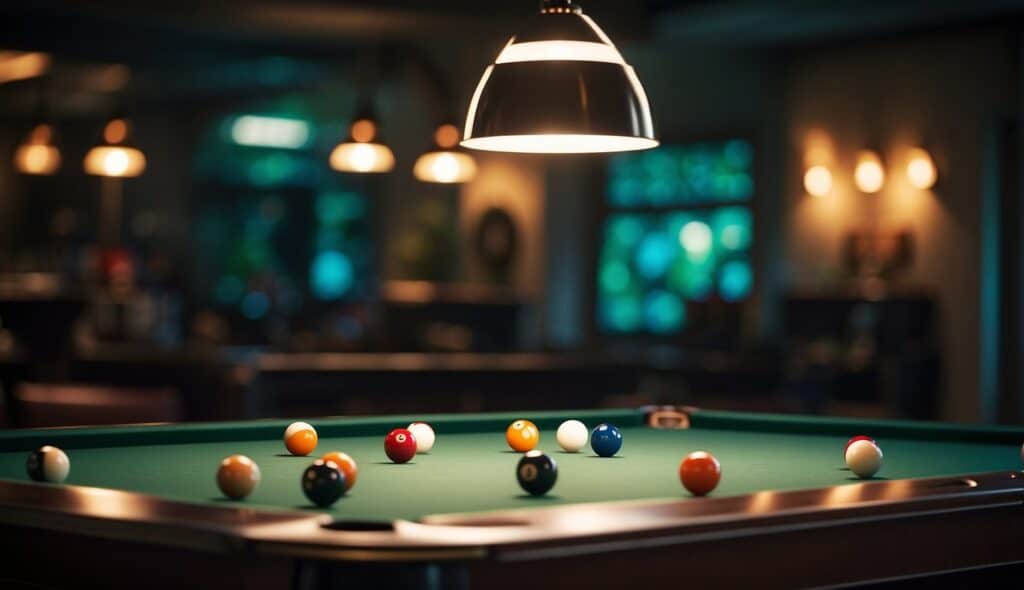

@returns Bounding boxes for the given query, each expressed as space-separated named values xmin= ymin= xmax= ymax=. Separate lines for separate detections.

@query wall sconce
xmin=853 ymin=150 xmax=884 ymax=194
xmin=803 ymin=165 xmax=833 ymax=197
xmin=905 ymin=147 xmax=937 ymax=190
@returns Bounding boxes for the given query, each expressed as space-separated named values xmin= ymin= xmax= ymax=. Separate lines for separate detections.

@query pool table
xmin=1 ymin=406 xmax=1023 ymax=589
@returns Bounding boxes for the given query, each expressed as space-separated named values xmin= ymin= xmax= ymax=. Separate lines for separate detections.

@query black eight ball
xmin=517 ymin=450 xmax=557 ymax=496
xmin=302 ymin=460 xmax=347 ymax=507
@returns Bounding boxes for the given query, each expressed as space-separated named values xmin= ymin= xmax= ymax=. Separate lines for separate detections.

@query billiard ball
xmin=556 ymin=420 xmax=588 ymax=453
xmin=384 ymin=428 xmax=417 ymax=463
xmin=590 ymin=423 xmax=623 ymax=457
xmin=216 ymin=455 xmax=260 ymax=500
xmin=321 ymin=451 xmax=358 ymax=491
xmin=283 ymin=422 xmax=318 ymax=456
xmin=302 ymin=460 xmax=346 ymax=507
xmin=679 ymin=451 xmax=721 ymax=496
xmin=844 ymin=435 xmax=875 ymax=458
xmin=517 ymin=450 xmax=557 ymax=496
xmin=506 ymin=420 xmax=539 ymax=452
xmin=846 ymin=439 xmax=883 ymax=478
xmin=407 ymin=422 xmax=436 ymax=453
xmin=26 ymin=445 xmax=69 ymax=483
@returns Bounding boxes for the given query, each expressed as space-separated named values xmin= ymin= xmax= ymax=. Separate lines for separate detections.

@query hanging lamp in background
xmin=329 ymin=108 xmax=395 ymax=173
xmin=14 ymin=124 xmax=61 ymax=175
xmin=414 ymin=123 xmax=477 ymax=183
xmin=84 ymin=117 xmax=146 ymax=177
xmin=462 ymin=0 xmax=657 ymax=154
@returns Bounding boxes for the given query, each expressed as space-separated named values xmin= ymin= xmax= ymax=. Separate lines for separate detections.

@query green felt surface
xmin=0 ymin=409 xmax=1021 ymax=522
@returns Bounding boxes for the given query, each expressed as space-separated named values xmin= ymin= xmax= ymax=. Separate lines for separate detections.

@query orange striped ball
xmin=284 ymin=422 xmax=318 ymax=456
xmin=321 ymin=451 xmax=358 ymax=491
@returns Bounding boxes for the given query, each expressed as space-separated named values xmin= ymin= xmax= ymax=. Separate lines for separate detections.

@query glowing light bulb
xmin=430 ymin=153 xmax=459 ymax=183
xmin=413 ymin=151 xmax=477 ymax=183
xmin=351 ymin=144 xmax=377 ymax=172
xmin=104 ymin=149 xmax=130 ymax=176
xmin=906 ymin=148 xmax=937 ymax=189
xmin=15 ymin=144 xmax=59 ymax=175
xmin=83 ymin=146 xmax=146 ymax=177
xmin=329 ymin=142 xmax=395 ymax=174
xmin=854 ymin=151 xmax=885 ymax=194
xmin=803 ymin=165 xmax=832 ymax=197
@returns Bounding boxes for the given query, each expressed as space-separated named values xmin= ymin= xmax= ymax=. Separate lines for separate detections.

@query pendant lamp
xmin=84 ymin=118 xmax=146 ymax=178
xmin=14 ymin=124 xmax=61 ymax=175
xmin=414 ymin=123 xmax=477 ymax=183
xmin=462 ymin=0 xmax=657 ymax=154
xmin=329 ymin=108 xmax=395 ymax=174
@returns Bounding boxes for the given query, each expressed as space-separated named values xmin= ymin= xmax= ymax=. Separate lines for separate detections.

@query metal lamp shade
xmin=462 ymin=3 xmax=657 ymax=154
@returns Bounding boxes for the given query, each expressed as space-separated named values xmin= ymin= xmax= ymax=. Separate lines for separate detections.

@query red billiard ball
xmin=679 ymin=451 xmax=721 ymax=496
xmin=844 ymin=435 xmax=875 ymax=458
xmin=384 ymin=428 xmax=417 ymax=463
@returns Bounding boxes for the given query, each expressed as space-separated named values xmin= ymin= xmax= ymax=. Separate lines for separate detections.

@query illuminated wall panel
xmin=598 ymin=140 xmax=754 ymax=335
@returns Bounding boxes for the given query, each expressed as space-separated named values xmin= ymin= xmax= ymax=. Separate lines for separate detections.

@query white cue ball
xmin=845 ymin=439 xmax=883 ymax=479
xmin=556 ymin=420 xmax=589 ymax=453
xmin=27 ymin=445 xmax=70 ymax=483
xmin=407 ymin=422 xmax=435 ymax=453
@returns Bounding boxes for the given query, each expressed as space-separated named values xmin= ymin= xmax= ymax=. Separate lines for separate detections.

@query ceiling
xmin=3 ymin=0 xmax=1019 ymax=63
xmin=0 ymin=0 xmax=1020 ymax=114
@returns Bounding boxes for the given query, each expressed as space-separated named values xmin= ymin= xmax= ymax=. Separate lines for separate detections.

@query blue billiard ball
xmin=590 ymin=423 xmax=623 ymax=457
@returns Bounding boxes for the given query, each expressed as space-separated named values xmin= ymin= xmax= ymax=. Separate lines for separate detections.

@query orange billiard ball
xmin=506 ymin=420 xmax=539 ymax=452
xmin=679 ymin=451 xmax=721 ymax=496
xmin=217 ymin=455 xmax=260 ymax=500
xmin=322 ymin=451 xmax=358 ymax=491
xmin=284 ymin=422 xmax=318 ymax=456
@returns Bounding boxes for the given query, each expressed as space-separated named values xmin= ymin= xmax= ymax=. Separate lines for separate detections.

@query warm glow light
xmin=462 ymin=134 xmax=658 ymax=154
xmin=414 ymin=151 xmax=477 ymax=183
xmin=854 ymin=151 xmax=885 ymax=194
xmin=14 ymin=125 xmax=60 ymax=175
xmin=84 ymin=146 xmax=146 ymax=177
xmin=496 ymin=40 xmax=624 ymax=64
xmin=804 ymin=165 xmax=833 ymax=197
xmin=906 ymin=147 xmax=937 ymax=189
xmin=329 ymin=142 xmax=394 ymax=173
xmin=0 ymin=51 xmax=50 ymax=84
xmin=230 ymin=115 xmax=310 ymax=149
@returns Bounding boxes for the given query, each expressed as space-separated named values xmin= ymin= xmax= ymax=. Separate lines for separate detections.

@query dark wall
xmin=544 ymin=27 xmax=1021 ymax=422
xmin=783 ymin=28 xmax=1018 ymax=422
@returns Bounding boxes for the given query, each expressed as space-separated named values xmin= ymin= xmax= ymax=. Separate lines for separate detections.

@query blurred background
xmin=0 ymin=0 xmax=1022 ymax=427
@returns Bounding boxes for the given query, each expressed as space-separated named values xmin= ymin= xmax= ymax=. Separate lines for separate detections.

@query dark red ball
xmin=384 ymin=428 xmax=417 ymax=463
